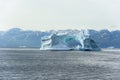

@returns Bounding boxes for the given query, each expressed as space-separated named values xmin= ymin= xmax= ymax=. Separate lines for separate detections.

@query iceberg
xmin=40 ymin=30 xmax=101 ymax=51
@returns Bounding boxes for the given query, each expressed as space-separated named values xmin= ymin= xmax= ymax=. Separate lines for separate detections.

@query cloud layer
xmin=0 ymin=0 xmax=120 ymax=31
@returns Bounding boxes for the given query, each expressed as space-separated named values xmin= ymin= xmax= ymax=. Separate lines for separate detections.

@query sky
xmin=0 ymin=0 xmax=120 ymax=31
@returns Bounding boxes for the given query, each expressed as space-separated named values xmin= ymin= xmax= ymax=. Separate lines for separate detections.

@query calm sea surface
xmin=0 ymin=48 xmax=120 ymax=80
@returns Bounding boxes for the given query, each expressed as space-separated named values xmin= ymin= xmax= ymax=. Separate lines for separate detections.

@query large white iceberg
xmin=40 ymin=30 xmax=101 ymax=51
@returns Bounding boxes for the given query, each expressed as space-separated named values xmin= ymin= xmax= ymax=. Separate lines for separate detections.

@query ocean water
xmin=0 ymin=49 xmax=120 ymax=80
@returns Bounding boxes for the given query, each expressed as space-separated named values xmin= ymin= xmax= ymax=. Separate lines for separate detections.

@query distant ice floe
xmin=40 ymin=30 xmax=101 ymax=51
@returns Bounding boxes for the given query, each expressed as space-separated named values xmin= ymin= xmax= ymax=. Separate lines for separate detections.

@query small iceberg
xmin=40 ymin=30 xmax=101 ymax=51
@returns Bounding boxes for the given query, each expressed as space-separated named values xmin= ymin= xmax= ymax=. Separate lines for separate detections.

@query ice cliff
xmin=40 ymin=30 xmax=101 ymax=51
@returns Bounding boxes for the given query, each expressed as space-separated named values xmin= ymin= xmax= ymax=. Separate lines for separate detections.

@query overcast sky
xmin=0 ymin=0 xmax=120 ymax=31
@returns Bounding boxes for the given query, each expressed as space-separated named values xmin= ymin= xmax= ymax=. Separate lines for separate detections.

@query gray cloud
xmin=0 ymin=0 xmax=120 ymax=31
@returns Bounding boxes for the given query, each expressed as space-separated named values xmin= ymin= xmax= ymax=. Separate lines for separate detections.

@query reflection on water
xmin=0 ymin=49 xmax=120 ymax=80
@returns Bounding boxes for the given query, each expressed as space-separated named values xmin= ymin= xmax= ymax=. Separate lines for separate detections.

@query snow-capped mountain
xmin=0 ymin=28 xmax=120 ymax=48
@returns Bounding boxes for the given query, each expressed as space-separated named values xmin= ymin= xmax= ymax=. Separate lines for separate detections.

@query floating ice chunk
xmin=40 ymin=30 xmax=101 ymax=51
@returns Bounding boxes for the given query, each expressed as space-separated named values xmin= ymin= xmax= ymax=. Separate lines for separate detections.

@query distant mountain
xmin=0 ymin=28 xmax=51 ymax=48
xmin=0 ymin=28 xmax=120 ymax=48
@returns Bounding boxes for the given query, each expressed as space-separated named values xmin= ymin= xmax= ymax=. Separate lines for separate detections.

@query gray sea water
xmin=0 ymin=48 xmax=120 ymax=80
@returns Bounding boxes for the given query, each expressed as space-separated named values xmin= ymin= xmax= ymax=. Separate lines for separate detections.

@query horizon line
xmin=0 ymin=27 xmax=119 ymax=32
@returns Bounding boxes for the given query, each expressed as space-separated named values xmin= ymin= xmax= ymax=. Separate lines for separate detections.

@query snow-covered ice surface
xmin=0 ymin=48 xmax=120 ymax=80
